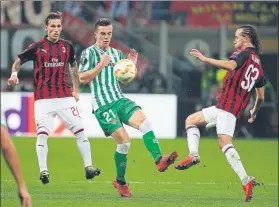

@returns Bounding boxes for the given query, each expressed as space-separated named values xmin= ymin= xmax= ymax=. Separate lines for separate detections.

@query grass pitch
xmin=1 ymin=138 xmax=278 ymax=207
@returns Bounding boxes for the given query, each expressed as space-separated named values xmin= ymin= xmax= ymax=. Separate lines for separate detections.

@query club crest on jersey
xmin=62 ymin=47 xmax=66 ymax=53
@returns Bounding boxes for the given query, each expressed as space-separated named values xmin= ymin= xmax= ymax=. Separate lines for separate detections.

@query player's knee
xmin=139 ymin=118 xmax=152 ymax=134
xmin=218 ymin=135 xmax=232 ymax=149
xmin=185 ymin=114 xmax=197 ymax=126
xmin=116 ymin=143 xmax=131 ymax=154
xmin=37 ymin=126 xmax=49 ymax=137
xmin=71 ymin=125 xmax=85 ymax=136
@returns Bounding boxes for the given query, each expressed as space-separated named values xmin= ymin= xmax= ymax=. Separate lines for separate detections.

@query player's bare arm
xmin=70 ymin=61 xmax=80 ymax=101
xmin=7 ymin=57 xmax=22 ymax=85
xmin=79 ymin=54 xmax=110 ymax=84
xmin=189 ymin=49 xmax=237 ymax=71
xmin=248 ymin=87 xmax=265 ymax=123
xmin=1 ymin=126 xmax=32 ymax=207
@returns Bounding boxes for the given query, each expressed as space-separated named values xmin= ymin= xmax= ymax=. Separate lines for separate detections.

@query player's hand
xmin=99 ymin=54 xmax=110 ymax=68
xmin=128 ymin=49 xmax=138 ymax=64
xmin=248 ymin=109 xmax=257 ymax=123
xmin=18 ymin=186 xmax=32 ymax=207
xmin=72 ymin=90 xmax=79 ymax=102
xmin=7 ymin=75 xmax=19 ymax=85
xmin=189 ymin=49 xmax=207 ymax=62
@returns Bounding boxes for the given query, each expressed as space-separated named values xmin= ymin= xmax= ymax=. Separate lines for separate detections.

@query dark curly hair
xmin=238 ymin=24 xmax=262 ymax=55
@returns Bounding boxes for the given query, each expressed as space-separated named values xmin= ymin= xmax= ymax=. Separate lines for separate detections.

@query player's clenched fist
xmin=7 ymin=74 xmax=19 ymax=85
xmin=100 ymin=54 xmax=111 ymax=67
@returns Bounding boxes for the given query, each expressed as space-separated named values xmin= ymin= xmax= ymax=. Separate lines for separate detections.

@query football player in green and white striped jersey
xmin=78 ymin=18 xmax=178 ymax=197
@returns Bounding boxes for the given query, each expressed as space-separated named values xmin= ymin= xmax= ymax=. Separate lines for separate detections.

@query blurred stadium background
xmin=1 ymin=1 xmax=278 ymax=138
xmin=1 ymin=1 xmax=278 ymax=207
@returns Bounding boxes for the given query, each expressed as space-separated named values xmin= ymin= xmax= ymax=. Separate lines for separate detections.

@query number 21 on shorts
xmin=103 ymin=109 xmax=116 ymax=122
xmin=71 ymin=106 xmax=80 ymax=116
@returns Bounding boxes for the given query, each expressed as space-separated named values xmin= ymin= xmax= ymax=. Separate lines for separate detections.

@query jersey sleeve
xmin=17 ymin=42 xmax=37 ymax=63
xmin=69 ymin=43 xmax=76 ymax=65
xmin=118 ymin=50 xmax=125 ymax=60
xmin=254 ymin=75 xmax=267 ymax=88
xmin=78 ymin=49 xmax=94 ymax=72
xmin=229 ymin=50 xmax=250 ymax=69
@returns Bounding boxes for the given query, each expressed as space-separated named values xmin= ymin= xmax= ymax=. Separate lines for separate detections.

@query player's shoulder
xmin=81 ymin=45 xmax=96 ymax=55
xmin=110 ymin=47 xmax=123 ymax=55
xmin=26 ymin=38 xmax=45 ymax=49
xmin=60 ymin=38 xmax=74 ymax=46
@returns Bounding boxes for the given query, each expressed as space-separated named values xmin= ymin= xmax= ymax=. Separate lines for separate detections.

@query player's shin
xmin=36 ymin=131 xmax=49 ymax=172
xmin=186 ymin=125 xmax=200 ymax=156
xmin=139 ymin=119 xmax=162 ymax=162
xmin=115 ymin=143 xmax=130 ymax=184
xmin=74 ymin=128 xmax=92 ymax=167
xmin=222 ymin=144 xmax=248 ymax=183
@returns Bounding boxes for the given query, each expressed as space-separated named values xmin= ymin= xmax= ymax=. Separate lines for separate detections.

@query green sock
xmin=143 ymin=131 xmax=162 ymax=162
xmin=114 ymin=151 xmax=127 ymax=183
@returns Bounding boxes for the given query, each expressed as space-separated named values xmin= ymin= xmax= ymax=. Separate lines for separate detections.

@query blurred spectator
xmin=64 ymin=2 xmax=84 ymax=19
xmin=110 ymin=1 xmax=130 ymax=25
xmin=151 ymin=1 xmax=171 ymax=22
xmin=139 ymin=62 xmax=167 ymax=93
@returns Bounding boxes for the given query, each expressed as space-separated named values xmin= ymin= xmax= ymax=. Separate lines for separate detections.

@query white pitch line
xmin=1 ymin=180 xmax=278 ymax=186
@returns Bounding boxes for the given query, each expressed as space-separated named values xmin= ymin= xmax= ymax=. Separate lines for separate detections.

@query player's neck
xmin=241 ymin=42 xmax=254 ymax=50
xmin=47 ymin=36 xmax=59 ymax=43
xmin=95 ymin=43 xmax=109 ymax=52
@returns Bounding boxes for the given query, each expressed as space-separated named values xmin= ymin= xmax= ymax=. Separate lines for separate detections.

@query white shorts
xmin=202 ymin=106 xmax=236 ymax=137
xmin=34 ymin=97 xmax=82 ymax=133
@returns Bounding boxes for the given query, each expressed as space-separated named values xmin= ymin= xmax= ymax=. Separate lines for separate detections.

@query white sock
xmin=222 ymin=144 xmax=248 ymax=183
xmin=186 ymin=125 xmax=200 ymax=156
xmin=75 ymin=129 xmax=92 ymax=168
xmin=36 ymin=133 xmax=48 ymax=172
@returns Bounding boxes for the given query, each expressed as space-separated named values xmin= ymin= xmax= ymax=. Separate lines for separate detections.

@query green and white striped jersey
xmin=79 ymin=45 xmax=125 ymax=111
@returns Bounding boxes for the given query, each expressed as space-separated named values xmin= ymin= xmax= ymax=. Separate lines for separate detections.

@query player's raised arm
xmin=189 ymin=49 xmax=237 ymax=71
xmin=78 ymin=51 xmax=110 ymax=84
xmin=127 ymin=49 xmax=138 ymax=64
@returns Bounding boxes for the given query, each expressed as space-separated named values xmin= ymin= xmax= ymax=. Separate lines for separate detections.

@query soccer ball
xmin=114 ymin=59 xmax=137 ymax=84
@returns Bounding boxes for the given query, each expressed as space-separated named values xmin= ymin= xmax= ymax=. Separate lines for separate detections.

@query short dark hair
xmin=94 ymin=18 xmax=111 ymax=30
xmin=238 ymin=24 xmax=262 ymax=55
xmin=45 ymin=11 xmax=62 ymax=25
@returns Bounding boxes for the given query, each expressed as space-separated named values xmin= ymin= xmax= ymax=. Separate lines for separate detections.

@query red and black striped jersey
xmin=216 ymin=48 xmax=266 ymax=119
xmin=17 ymin=36 xmax=76 ymax=101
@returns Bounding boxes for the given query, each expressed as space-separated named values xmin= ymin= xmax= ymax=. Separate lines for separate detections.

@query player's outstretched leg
xmin=128 ymin=110 xmax=178 ymax=172
xmin=176 ymin=112 xmax=206 ymax=170
xmin=36 ymin=129 xmax=50 ymax=184
xmin=219 ymin=135 xmax=257 ymax=202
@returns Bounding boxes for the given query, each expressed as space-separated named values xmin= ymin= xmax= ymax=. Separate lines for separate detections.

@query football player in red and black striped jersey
xmin=176 ymin=25 xmax=266 ymax=202
xmin=7 ymin=12 xmax=101 ymax=184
